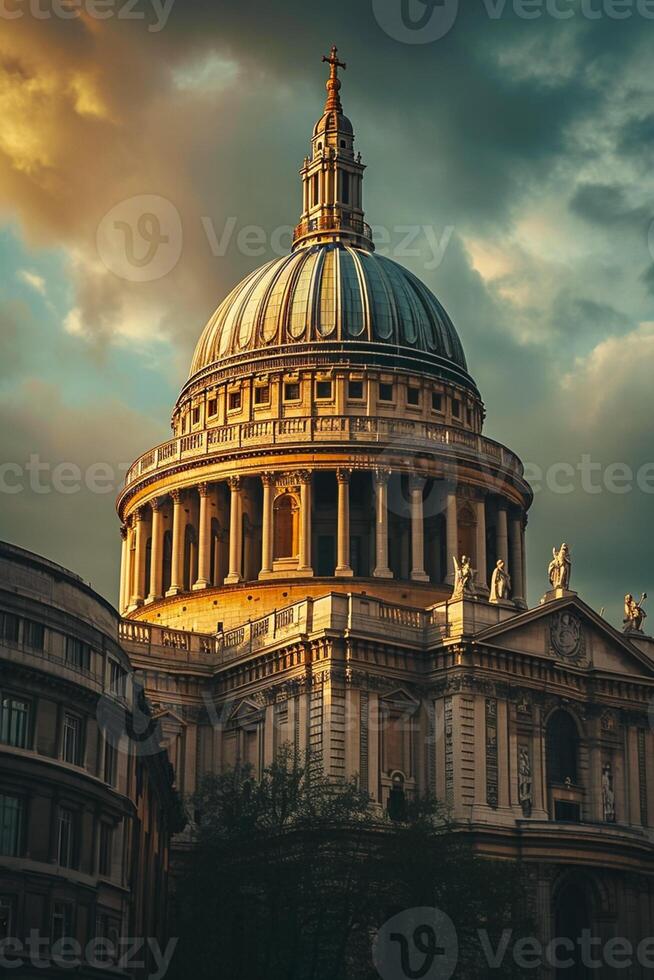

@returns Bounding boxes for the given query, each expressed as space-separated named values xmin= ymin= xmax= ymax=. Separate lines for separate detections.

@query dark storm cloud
xmin=1 ymin=1 xmax=653 ymax=624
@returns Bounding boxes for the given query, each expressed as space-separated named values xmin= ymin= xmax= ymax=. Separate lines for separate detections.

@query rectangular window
xmin=378 ymin=382 xmax=394 ymax=402
xmin=207 ymin=397 xmax=217 ymax=417
xmin=348 ymin=380 xmax=364 ymax=400
xmin=284 ymin=382 xmax=300 ymax=401
xmin=57 ymin=808 xmax=76 ymax=868
xmin=254 ymin=385 xmax=270 ymax=405
xmin=0 ymin=613 xmax=19 ymax=644
xmin=0 ymin=795 xmax=23 ymax=857
xmin=451 ymin=398 xmax=461 ymax=419
xmin=0 ymin=896 xmax=14 ymax=940
xmin=52 ymin=902 xmax=73 ymax=943
xmin=109 ymin=661 xmax=127 ymax=698
xmin=432 ymin=392 xmax=443 ymax=412
xmin=98 ymin=824 xmax=113 ymax=877
xmin=554 ymin=801 xmax=581 ymax=823
xmin=315 ymin=380 xmax=333 ymax=400
xmin=466 ymin=407 xmax=473 ymax=425
xmin=192 ymin=407 xmax=200 ymax=425
xmin=0 ymin=696 xmax=30 ymax=749
xmin=104 ymin=741 xmax=117 ymax=787
xmin=228 ymin=391 xmax=242 ymax=411
xmin=23 ymin=619 xmax=45 ymax=650
xmin=406 ymin=386 xmax=420 ymax=406
xmin=65 ymin=637 xmax=91 ymax=672
xmin=62 ymin=714 xmax=82 ymax=766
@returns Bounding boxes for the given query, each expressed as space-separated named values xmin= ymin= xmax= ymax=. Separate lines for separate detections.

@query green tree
xmin=170 ymin=748 xmax=531 ymax=980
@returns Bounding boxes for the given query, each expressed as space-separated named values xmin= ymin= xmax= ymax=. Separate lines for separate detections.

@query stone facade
xmin=0 ymin=542 xmax=181 ymax=977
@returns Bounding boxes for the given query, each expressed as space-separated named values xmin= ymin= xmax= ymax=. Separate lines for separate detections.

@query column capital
xmin=198 ymin=482 xmax=211 ymax=498
xmin=120 ymin=523 xmax=128 ymax=540
xmin=373 ymin=467 xmax=391 ymax=487
xmin=171 ymin=488 xmax=183 ymax=504
xmin=261 ymin=472 xmax=276 ymax=487
xmin=151 ymin=495 xmax=162 ymax=512
xmin=297 ymin=469 xmax=312 ymax=486
xmin=133 ymin=507 xmax=145 ymax=523
xmin=227 ymin=475 xmax=241 ymax=492
xmin=408 ymin=474 xmax=426 ymax=493
xmin=336 ymin=467 xmax=351 ymax=485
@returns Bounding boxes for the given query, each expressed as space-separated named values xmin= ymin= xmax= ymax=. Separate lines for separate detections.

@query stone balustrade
xmin=123 ymin=415 xmax=523 ymax=490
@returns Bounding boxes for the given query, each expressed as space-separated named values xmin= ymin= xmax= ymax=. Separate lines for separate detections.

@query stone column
xmin=373 ymin=469 xmax=393 ymax=579
xmin=496 ymin=505 xmax=509 ymax=567
xmin=475 ymin=497 xmax=488 ymax=591
xmin=409 ymin=475 xmax=429 ymax=582
xmin=335 ymin=469 xmax=353 ymax=577
xmin=131 ymin=508 xmax=147 ymax=606
xmin=166 ymin=490 xmax=185 ymax=596
xmin=194 ymin=484 xmax=212 ymax=590
xmin=225 ymin=477 xmax=242 ymax=585
xmin=298 ymin=471 xmax=313 ymax=574
xmin=510 ymin=515 xmax=525 ymax=605
xmin=119 ymin=525 xmax=129 ymax=614
xmin=445 ymin=490 xmax=458 ymax=584
xmin=147 ymin=498 xmax=163 ymax=602
xmin=259 ymin=473 xmax=275 ymax=577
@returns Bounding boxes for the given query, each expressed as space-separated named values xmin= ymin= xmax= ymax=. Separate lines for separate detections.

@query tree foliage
xmin=170 ymin=748 xmax=532 ymax=980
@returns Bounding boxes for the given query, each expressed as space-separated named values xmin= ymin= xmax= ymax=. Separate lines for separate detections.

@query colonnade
xmin=120 ymin=469 xmax=527 ymax=613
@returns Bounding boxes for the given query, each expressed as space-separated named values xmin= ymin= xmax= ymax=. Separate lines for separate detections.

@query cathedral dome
xmin=189 ymin=243 xmax=471 ymax=386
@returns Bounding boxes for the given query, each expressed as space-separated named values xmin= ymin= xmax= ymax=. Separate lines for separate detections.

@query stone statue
xmin=548 ymin=543 xmax=572 ymax=591
xmin=624 ymin=593 xmax=647 ymax=633
xmin=489 ymin=559 xmax=511 ymax=602
xmin=452 ymin=555 xmax=475 ymax=598
xmin=518 ymin=747 xmax=533 ymax=817
xmin=602 ymin=763 xmax=616 ymax=823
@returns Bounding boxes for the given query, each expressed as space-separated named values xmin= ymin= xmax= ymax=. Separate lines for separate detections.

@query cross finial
xmin=322 ymin=45 xmax=346 ymax=112
xmin=323 ymin=45 xmax=347 ymax=75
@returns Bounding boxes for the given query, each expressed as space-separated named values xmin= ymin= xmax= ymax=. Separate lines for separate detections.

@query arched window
xmin=210 ymin=518 xmax=221 ymax=586
xmin=387 ymin=772 xmax=407 ymax=823
xmin=273 ymin=494 xmax=299 ymax=560
xmin=161 ymin=530 xmax=172 ymax=594
xmin=546 ymin=711 xmax=579 ymax=785
xmin=183 ymin=524 xmax=197 ymax=591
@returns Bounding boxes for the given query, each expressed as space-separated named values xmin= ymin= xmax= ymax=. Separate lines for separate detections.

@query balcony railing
xmin=292 ymin=213 xmax=373 ymax=244
xmin=123 ymin=416 xmax=523 ymax=489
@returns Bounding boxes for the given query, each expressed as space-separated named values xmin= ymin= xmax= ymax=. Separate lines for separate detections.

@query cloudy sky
xmin=1 ymin=0 xmax=653 ymax=626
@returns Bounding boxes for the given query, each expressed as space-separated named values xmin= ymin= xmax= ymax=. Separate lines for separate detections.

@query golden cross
xmin=323 ymin=45 xmax=347 ymax=76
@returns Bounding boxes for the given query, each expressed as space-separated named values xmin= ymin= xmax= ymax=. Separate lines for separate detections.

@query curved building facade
xmin=0 ymin=542 xmax=182 ymax=977
xmin=115 ymin=49 xmax=654 ymax=975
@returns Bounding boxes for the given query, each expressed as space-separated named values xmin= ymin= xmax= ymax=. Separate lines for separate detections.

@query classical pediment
xmin=473 ymin=595 xmax=654 ymax=679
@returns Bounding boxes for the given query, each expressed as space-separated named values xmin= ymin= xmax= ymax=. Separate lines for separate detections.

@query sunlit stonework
xmin=115 ymin=50 xmax=654 ymax=951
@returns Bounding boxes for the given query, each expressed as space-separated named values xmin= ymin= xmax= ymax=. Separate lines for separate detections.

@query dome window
xmin=451 ymin=398 xmax=461 ymax=419
xmin=432 ymin=392 xmax=443 ymax=413
xmin=228 ymin=391 xmax=242 ymax=412
xmin=192 ymin=407 xmax=200 ymax=426
xmin=316 ymin=380 xmax=333 ymax=400
xmin=207 ymin=398 xmax=217 ymax=417
xmin=406 ymin=386 xmax=420 ymax=407
xmin=347 ymin=380 xmax=364 ymax=400
xmin=284 ymin=382 xmax=300 ymax=401
xmin=254 ymin=384 xmax=270 ymax=406
xmin=378 ymin=382 xmax=394 ymax=403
